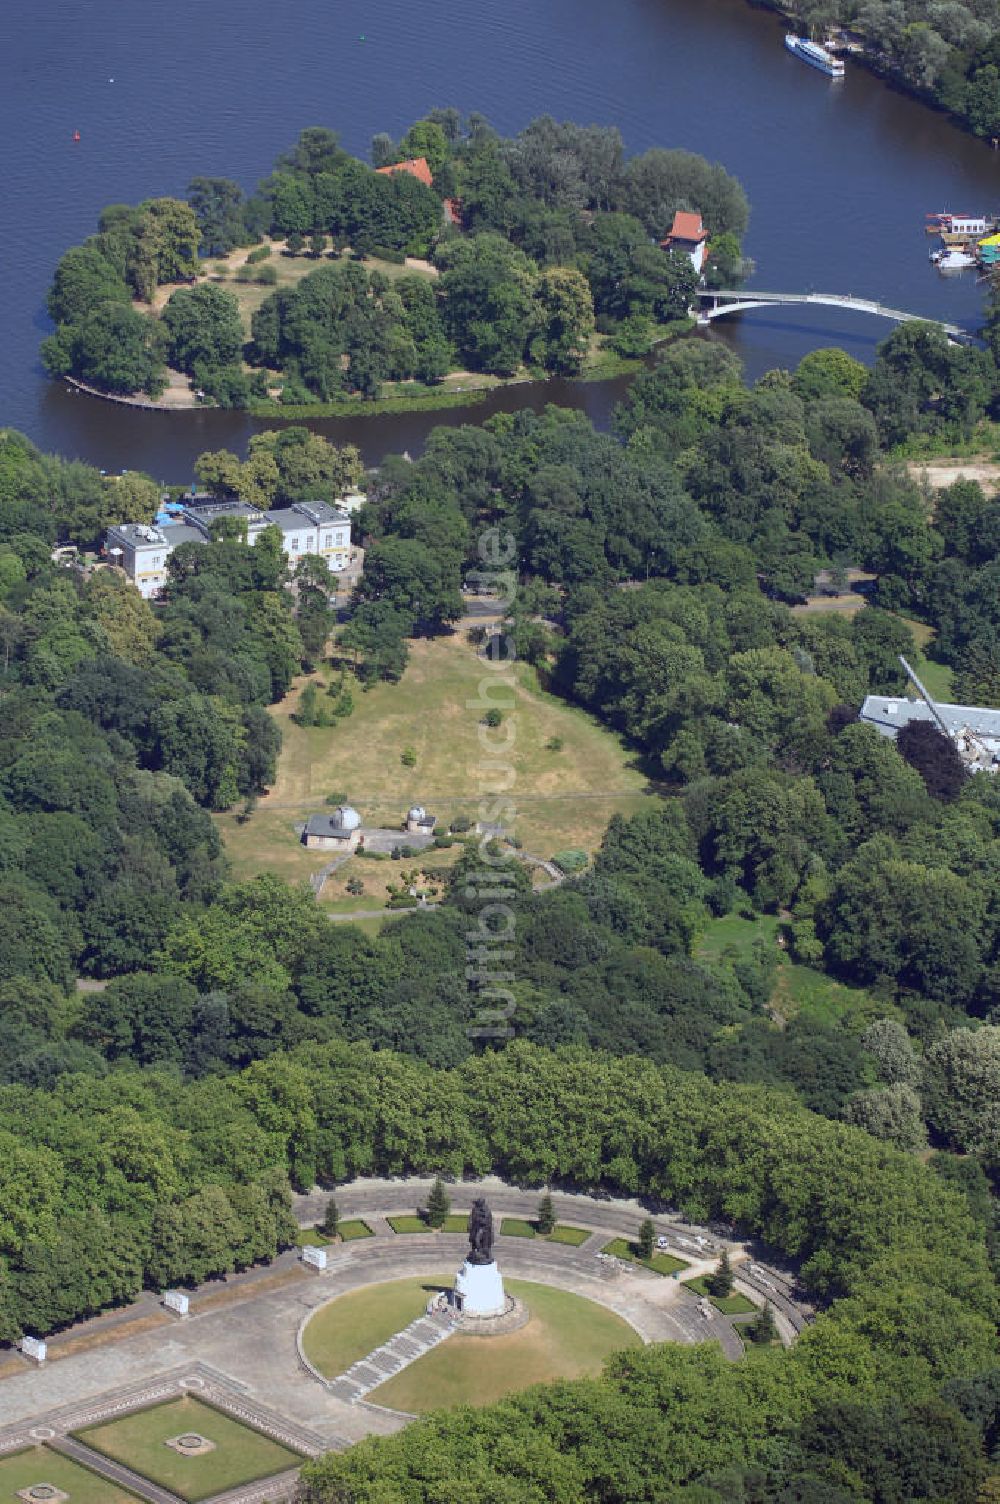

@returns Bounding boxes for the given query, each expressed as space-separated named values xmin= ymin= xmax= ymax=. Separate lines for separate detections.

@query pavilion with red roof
xmin=376 ymin=156 xmax=434 ymax=188
xmin=660 ymin=211 xmax=708 ymax=274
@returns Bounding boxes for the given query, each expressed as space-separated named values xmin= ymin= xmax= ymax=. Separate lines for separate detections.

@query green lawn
xmin=303 ymin=1275 xmax=453 ymax=1376
xmin=694 ymin=913 xmax=781 ymax=967
xmin=500 ymin=1217 xmax=538 ymax=1237
xmin=369 ymin=1278 xmax=640 ymax=1413
xmin=601 ymin=1237 xmax=688 ymax=1277
xmin=683 ymin=1274 xmax=757 ymax=1315
xmin=0 ymin=1446 xmax=139 ymax=1503
xmin=498 ymin=1218 xmax=590 ymax=1245
xmin=442 ymin=1214 xmax=469 ymax=1233
xmin=387 ymin=1214 xmax=430 ymax=1233
xmin=339 ymin=1218 xmax=374 ymax=1240
xmin=548 ymin=1224 xmax=592 ymax=1246
xmin=897 ymin=616 xmax=954 ymax=702
xmin=695 ymin=912 xmax=891 ymax=1032
xmin=75 ymin=1396 xmax=303 ymax=1503
xmin=216 ymin=633 xmax=652 ymax=888
xmin=296 ymin=1226 xmax=329 ymax=1246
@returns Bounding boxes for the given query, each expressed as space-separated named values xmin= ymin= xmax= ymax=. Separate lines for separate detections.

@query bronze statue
xmin=467 ymin=1196 xmax=494 ymax=1265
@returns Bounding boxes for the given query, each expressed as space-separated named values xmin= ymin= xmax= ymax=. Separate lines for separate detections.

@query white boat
xmin=930 ymin=247 xmax=977 ymax=270
xmin=785 ymin=34 xmax=845 ymax=77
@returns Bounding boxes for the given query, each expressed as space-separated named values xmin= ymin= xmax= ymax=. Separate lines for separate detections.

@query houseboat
xmin=785 ymin=34 xmax=845 ymax=77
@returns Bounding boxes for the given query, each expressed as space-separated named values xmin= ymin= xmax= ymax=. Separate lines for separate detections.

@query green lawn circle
xmin=302 ymin=1274 xmax=641 ymax=1411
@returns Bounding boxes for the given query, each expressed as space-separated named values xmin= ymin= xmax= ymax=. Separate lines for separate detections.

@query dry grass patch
xmin=216 ymin=634 xmax=652 ymax=881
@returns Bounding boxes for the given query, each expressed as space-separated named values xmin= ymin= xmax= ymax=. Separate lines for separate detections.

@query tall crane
xmin=898 ymin=655 xmax=995 ymax=772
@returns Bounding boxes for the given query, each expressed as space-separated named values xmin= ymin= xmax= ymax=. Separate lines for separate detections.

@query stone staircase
xmin=327 ymin=1307 xmax=457 ymax=1403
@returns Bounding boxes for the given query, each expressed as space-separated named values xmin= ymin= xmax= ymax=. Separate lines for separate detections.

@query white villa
xmin=105 ymin=496 xmax=354 ymax=599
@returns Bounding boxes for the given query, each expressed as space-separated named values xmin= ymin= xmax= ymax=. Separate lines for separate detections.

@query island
xmin=40 ymin=113 xmax=748 ymax=414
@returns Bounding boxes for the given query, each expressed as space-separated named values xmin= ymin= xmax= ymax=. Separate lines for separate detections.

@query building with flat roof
xmin=860 ymin=694 xmax=1000 ymax=772
xmin=106 ymin=497 xmax=353 ymax=598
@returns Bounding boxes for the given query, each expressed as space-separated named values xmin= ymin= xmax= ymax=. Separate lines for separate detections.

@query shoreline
xmin=61 ymin=321 xmax=693 ymax=422
xmin=748 ymin=0 xmax=996 ymax=144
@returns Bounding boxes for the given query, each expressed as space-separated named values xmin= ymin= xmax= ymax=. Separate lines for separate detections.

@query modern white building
xmin=105 ymin=497 xmax=353 ymax=599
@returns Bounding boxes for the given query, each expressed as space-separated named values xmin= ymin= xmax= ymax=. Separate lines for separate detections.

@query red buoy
xmin=72 ymin=130 xmax=81 ymax=142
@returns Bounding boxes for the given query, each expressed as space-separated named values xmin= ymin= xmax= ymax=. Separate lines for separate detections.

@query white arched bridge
xmin=696 ymin=289 xmax=973 ymax=343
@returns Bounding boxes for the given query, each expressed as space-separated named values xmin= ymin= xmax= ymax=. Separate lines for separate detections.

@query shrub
xmin=546 ymin=736 xmax=564 ymax=752
xmin=246 ymin=244 xmax=272 ymax=265
xmin=254 ymin=263 xmax=278 ymax=285
xmin=450 ymin=816 xmax=473 ymax=833
xmin=325 ymin=791 xmax=349 ymax=806
xmin=482 ymin=708 xmax=503 ymax=728
xmin=401 ymin=747 xmax=417 ymax=767
xmin=552 ymin=849 xmax=588 ymax=875
xmin=369 ymin=244 xmax=407 ymax=264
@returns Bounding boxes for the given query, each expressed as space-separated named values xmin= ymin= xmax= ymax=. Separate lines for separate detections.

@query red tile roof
xmin=666 ymin=210 xmax=706 ymax=243
xmin=376 ymin=156 xmax=434 ymax=188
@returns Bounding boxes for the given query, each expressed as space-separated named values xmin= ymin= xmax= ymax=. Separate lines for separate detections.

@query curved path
xmin=0 ymin=1177 xmax=811 ymax=1479
xmin=696 ymin=289 xmax=972 ymax=341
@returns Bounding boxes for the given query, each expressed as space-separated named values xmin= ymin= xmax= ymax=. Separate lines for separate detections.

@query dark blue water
xmin=4 ymin=0 xmax=999 ymax=476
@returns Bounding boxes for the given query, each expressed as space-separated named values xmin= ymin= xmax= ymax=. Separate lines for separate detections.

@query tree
xmin=425 ymin=1176 xmax=450 ymax=1228
xmin=438 ymin=234 xmax=539 ymax=375
xmin=47 ymin=243 xmax=131 ymax=326
xmin=922 ymin=1026 xmax=1000 ymax=1156
xmin=842 ymin=1083 xmax=927 ymax=1151
xmin=322 ymin=1196 xmax=340 ymax=1238
xmin=860 ymin=1018 xmax=921 ymax=1086
xmin=162 ymin=283 xmax=244 ymax=374
xmin=896 ymin=720 xmax=967 ymax=800
xmin=537 ymin=1191 xmax=555 ymax=1234
xmin=792 ymin=347 xmax=868 ymax=402
xmin=531 ymin=266 xmax=595 ymax=374
xmin=747 ymin=1301 xmax=778 ymax=1344
xmin=187 ymin=177 xmax=246 ymax=256
xmin=707 ymin=1250 xmax=735 ymax=1298
xmin=49 ymin=304 xmax=167 ymax=396
xmin=637 ymin=1216 xmax=655 ymax=1259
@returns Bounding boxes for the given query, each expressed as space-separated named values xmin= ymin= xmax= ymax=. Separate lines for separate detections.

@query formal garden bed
xmin=74 ymin=1396 xmax=303 ymax=1502
xmin=500 ymin=1218 xmax=590 ymax=1245
xmin=601 ymin=1237 xmax=689 ymax=1277
xmin=0 ymin=1446 xmax=139 ymax=1504
xmin=682 ymin=1274 xmax=756 ymax=1315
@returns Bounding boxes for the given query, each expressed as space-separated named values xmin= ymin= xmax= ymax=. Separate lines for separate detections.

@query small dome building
xmin=302 ymin=805 xmax=363 ymax=851
xmin=406 ymin=804 xmax=436 ymax=834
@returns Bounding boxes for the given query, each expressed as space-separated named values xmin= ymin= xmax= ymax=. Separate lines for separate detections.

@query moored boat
xmin=930 ymin=246 xmax=977 ymax=270
xmin=785 ymin=34 xmax=845 ymax=77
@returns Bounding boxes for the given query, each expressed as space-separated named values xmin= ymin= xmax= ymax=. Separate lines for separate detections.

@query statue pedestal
xmin=454 ymin=1259 xmax=506 ymax=1317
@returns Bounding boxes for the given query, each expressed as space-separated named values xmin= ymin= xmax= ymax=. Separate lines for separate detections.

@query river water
xmin=4 ymin=0 xmax=1000 ymax=477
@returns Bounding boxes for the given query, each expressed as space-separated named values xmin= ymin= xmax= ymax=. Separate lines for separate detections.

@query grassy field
xmin=75 ymin=1397 xmax=302 ymax=1502
xmin=694 ymin=913 xmax=890 ymax=1030
xmin=0 ymin=1446 xmax=139 ymax=1503
xmin=601 ymin=1237 xmax=688 ymax=1277
xmin=897 ymin=616 xmax=954 ymax=702
xmin=369 ymin=1278 xmax=640 ymax=1413
xmin=303 ymin=1275 xmax=453 ymax=1377
xmin=683 ymin=1274 xmax=756 ymax=1315
xmin=216 ymin=630 xmax=652 ymax=896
